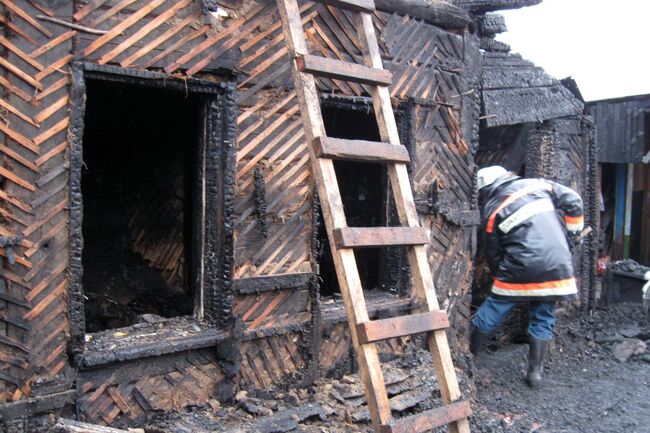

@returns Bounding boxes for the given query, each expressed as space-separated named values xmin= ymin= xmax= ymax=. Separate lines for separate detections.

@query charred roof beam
xmin=452 ymin=0 xmax=542 ymax=14
xmin=374 ymin=0 xmax=471 ymax=30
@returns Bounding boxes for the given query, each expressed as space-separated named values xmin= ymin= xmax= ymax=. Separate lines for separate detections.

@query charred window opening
xmin=81 ymin=79 xmax=201 ymax=332
xmin=317 ymin=101 xmax=411 ymax=298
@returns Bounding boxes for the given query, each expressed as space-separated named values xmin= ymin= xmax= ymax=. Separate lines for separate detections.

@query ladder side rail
xmin=355 ymin=11 xmax=471 ymax=433
xmin=276 ymin=0 xmax=392 ymax=429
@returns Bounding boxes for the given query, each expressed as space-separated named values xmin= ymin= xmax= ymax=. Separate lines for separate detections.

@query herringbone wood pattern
xmin=0 ymin=1 xmax=475 ymax=424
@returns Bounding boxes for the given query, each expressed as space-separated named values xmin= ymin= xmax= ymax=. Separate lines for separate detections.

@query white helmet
xmin=476 ymin=166 xmax=509 ymax=190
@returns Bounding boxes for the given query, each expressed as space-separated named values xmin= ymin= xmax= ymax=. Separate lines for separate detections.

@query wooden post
xmin=624 ymin=162 xmax=634 ymax=258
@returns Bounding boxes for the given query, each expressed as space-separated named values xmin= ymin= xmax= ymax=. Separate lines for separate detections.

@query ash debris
xmin=139 ymin=302 xmax=650 ymax=433
xmin=142 ymin=343 xmax=473 ymax=433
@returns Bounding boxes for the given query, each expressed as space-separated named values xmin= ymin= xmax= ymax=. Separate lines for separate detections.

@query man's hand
xmin=567 ymin=227 xmax=592 ymax=250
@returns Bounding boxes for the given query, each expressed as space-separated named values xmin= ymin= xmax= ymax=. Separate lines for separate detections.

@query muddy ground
xmin=471 ymin=302 xmax=650 ymax=433
xmin=139 ymin=302 xmax=650 ymax=433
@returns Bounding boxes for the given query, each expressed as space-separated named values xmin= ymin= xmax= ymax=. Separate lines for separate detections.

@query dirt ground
xmin=142 ymin=302 xmax=650 ymax=433
xmin=471 ymin=302 xmax=650 ymax=433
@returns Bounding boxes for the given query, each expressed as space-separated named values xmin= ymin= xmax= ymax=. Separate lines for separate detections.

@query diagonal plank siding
xmin=0 ymin=0 xmax=74 ymax=402
xmin=0 ymin=0 xmax=478 ymax=426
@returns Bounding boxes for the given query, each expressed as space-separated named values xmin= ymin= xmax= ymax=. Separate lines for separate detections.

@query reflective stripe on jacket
xmin=480 ymin=174 xmax=584 ymax=302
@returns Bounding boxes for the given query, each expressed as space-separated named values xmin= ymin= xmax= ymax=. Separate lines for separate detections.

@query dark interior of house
xmin=81 ymin=79 xmax=201 ymax=332
xmin=318 ymin=104 xmax=388 ymax=297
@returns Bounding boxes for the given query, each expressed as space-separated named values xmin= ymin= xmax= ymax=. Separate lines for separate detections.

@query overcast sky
xmin=497 ymin=0 xmax=650 ymax=102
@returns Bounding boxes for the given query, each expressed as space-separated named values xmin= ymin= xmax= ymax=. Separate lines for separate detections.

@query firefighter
xmin=470 ymin=166 xmax=584 ymax=388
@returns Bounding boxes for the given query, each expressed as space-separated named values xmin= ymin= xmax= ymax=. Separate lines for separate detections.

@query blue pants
xmin=472 ymin=296 xmax=556 ymax=340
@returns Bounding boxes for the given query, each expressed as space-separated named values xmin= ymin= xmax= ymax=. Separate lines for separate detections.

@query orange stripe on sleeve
xmin=564 ymin=215 xmax=584 ymax=224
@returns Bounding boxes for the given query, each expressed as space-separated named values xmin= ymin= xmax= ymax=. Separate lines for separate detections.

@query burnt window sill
xmin=78 ymin=317 xmax=229 ymax=368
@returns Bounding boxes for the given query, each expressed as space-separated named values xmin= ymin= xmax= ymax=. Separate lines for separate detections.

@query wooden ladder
xmin=276 ymin=1 xmax=472 ymax=432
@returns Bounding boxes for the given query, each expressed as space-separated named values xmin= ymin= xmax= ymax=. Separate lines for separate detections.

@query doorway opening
xmin=81 ymin=79 xmax=202 ymax=332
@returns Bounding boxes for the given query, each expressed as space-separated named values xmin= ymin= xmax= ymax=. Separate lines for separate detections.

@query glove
xmin=567 ymin=232 xmax=582 ymax=251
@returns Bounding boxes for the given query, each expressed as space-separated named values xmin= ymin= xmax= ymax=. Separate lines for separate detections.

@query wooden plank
xmin=0 ymin=0 xmax=51 ymax=37
xmin=142 ymin=25 xmax=209 ymax=69
xmin=57 ymin=418 xmax=132 ymax=433
xmin=314 ymin=136 xmax=410 ymax=163
xmin=90 ymin=0 xmax=138 ymax=26
xmin=73 ymin=0 xmax=111 ymax=21
xmin=0 ymin=56 xmax=43 ymax=90
xmin=313 ymin=0 xmax=375 ymax=13
xmin=34 ymin=54 xmax=73 ymax=81
xmin=82 ymin=0 xmax=167 ymax=57
xmin=0 ymin=36 xmax=43 ymax=70
xmin=0 ymin=98 xmax=38 ymax=127
xmin=36 ymin=76 xmax=69 ymax=101
xmin=119 ymin=15 xmax=194 ymax=67
xmin=296 ymin=54 xmax=392 ymax=86
xmin=333 ymin=227 xmax=428 ymax=249
xmin=0 ymin=14 xmax=38 ymax=45
xmin=31 ymin=31 xmax=76 ymax=58
xmin=355 ymin=12 xmax=470 ymax=433
xmin=379 ymin=400 xmax=472 ymax=433
xmin=0 ymin=76 xmax=34 ymax=103
xmin=0 ymin=166 xmax=35 ymax=191
xmin=98 ymin=0 xmax=193 ymax=65
xmin=356 ymin=311 xmax=449 ymax=344
xmin=276 ymin=0 xmax=392 ymax=430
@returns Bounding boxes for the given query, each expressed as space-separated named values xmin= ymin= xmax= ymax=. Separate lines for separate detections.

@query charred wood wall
xmin=0 ymin=0 xmax=480 ymax=428
xmin=586 ymin=94 xmax=650 ymax=164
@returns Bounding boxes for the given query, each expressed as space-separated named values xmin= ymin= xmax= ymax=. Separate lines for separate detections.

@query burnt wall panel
xmin=233 ymin=288 xmax=310 ymax=331
xmin=586 ymin=95 xmax=650 ymax=163
xmin=239 ymin=332 xmax=308 ymax=390
xmin=76 ymin=349 xmax=224 ymax=427
xmin=0 ymin=0 xmax=74 ymax=404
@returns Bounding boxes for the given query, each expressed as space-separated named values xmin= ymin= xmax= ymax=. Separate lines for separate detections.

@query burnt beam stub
xmin=478 ymin=13 xmax=507 ymax=36
xmin=234 ymin=273 xmax=312 ymax=295
xmin=67 ymin=63 xmax=236 ymax=361
xmin=452 ymin=0 xmax=542 ymax=14
xmin=253 ymin=166 xmax=269 ymax=238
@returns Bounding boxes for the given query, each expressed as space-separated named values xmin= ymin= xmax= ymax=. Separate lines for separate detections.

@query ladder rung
xmin=313 ymin=0 xmax=375 ymax=13
xmin=296 ymin=54 xmax=392 ymax=86
xmin=379 ymin=400 xmax=472 ymax=433
xmin=356 ymin=311 xmax=449 ymax=344
xmin=314 ymin=136 xmax=410 ymax=163
xmin=333 ymin=227 xmax=428 ymax=249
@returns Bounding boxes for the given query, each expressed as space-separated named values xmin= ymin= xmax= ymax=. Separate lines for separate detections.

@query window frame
xmin=67 ymin=63 xmax=236 ymax=360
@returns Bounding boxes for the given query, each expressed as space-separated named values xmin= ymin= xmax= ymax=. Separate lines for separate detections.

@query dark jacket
xmin=480 ymin=174 xmax=584 ymax=302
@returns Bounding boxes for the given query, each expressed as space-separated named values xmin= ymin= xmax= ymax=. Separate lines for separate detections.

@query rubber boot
xmin=469 ymin=326 xmax=490 ymax=355
xmin=526 ymin=337 xmax=550 ymax=388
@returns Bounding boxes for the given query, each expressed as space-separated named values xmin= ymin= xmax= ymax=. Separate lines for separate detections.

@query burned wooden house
xmin=0 ymin=0 xmax=594 ymax=430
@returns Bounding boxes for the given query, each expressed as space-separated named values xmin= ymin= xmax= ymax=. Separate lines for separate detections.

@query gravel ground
xmin=144 ymin=303 xmax=650 ymax=433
